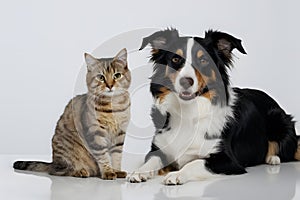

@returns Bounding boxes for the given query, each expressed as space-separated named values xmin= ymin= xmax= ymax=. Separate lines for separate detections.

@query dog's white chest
xmin=154 ymin=93 xmax=232 ymax=168
xmin=154 ymin=111 xmax=220 ymax=168
xmin=174 ymin=118 xmax=220 ymax=168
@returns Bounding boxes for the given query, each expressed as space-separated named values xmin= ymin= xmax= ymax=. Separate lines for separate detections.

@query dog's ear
xmin=139 ymin=28 xmax=179 ymax=51
xmin=205 ymin=30 xmax=246 ymax=61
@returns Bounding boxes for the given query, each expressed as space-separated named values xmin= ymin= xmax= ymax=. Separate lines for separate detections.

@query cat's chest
xmin=92 ymin=93 xmax=130 ymax=133
xmin=96 ymin=106 xmax=130 ymax=134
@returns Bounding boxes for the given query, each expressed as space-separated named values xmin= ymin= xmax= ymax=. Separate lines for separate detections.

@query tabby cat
xmin=13 ymin=48 xmax=131 ymax=180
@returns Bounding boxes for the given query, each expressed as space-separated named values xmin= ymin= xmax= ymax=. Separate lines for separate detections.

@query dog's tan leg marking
xmin=266 ymin=141 xmax=281 ymax=165
xmin=294 ymin=140 xmax=300 ymax=160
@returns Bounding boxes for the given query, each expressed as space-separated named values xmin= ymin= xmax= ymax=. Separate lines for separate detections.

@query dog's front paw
xmin=163 ymin=171 xmax=187 ymax=185
xmin=266 ymin=155 xmax=281 ymax=165
xmin=126 ymin=171 xmax=154 ymax=183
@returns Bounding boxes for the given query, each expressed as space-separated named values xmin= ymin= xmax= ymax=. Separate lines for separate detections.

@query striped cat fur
xmin=13 ymin=48 xmax=131 ymax=180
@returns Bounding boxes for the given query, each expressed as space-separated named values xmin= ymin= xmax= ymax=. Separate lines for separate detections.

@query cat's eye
xmin=97 ymin=74 xmax=105 ymax=82
xmin=113 ymin=73 xmax=122 ymax=80
xmin=172 ymin=57 xmax=180 ymax=63
xmin=200 ymin=58 xmax=209 ymax=66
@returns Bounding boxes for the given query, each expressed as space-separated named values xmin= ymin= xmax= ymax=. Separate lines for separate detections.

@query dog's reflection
xmin=155 ymin=163 xmax=300 ymax=200
xmin=14 ymin=163 xmax=300 ymax=200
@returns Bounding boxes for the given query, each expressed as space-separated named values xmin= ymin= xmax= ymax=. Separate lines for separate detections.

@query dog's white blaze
xmin=175 ymin=38 xmax=198 ymax=95
xmin=178 ymin=38 xmax=195 ymax=78
xmin=185 ymin=38 xmax=193 ymax=64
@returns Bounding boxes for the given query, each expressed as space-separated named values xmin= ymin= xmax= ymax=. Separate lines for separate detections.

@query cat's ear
xmin=113 ymin=48 xmax=127 ymax=67
xmin=84 ymin=53 xmax=99 ymax=71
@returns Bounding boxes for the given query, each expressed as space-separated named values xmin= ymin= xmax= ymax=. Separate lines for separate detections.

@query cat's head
xmin=85 ymin=48 xmax=131 ymax=97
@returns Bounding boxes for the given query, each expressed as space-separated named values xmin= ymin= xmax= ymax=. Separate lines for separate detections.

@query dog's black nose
xmin=179 ymin=77 xmax=194 ymax=89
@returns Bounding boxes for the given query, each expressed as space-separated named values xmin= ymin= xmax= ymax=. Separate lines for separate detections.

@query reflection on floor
xmin=2 ymin=155 xmax=300 ymax=200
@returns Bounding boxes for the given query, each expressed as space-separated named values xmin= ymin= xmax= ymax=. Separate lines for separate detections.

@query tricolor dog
xmin=127 ymin=29 xmax=300 ymax=185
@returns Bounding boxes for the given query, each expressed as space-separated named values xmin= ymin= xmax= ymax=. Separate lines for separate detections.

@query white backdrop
xmin=0 ymin=0 xmax=300 ymax=156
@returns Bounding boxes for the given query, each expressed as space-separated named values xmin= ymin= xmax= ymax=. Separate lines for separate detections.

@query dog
xmin=127 ymin=28 xmax=300 ymax=185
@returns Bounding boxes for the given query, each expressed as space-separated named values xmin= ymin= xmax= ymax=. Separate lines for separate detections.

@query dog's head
xmin=140 ymin=28 xmax=246 ymax=105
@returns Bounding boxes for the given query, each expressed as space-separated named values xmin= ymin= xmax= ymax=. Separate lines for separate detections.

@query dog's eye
xmin=200 ymin=58 xmax=209 ymax=66
xmin=97 ymin=74 xmax=105 ymax=82
xmin=172 ymin=57 xmax=181 ymax=63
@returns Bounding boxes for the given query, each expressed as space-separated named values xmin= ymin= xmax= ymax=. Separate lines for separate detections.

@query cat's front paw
xmin=115 ymin=170 xmax=127 ymax=178
xmin=101 ymin=171 xmax=117 ymax=180
xmin=73 ymin=168 xmax=90 ymax=178
xmin=126 ymin=171 xmax=154 ymax=183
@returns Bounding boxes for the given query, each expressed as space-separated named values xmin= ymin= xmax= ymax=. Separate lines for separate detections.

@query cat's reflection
xmin=50 ymin=176 xmax=123 ymax=200
xmin=154 ymin=163 xmax=300 ymax=200
xmin=14 ymin=170 xmax=123 ymax=200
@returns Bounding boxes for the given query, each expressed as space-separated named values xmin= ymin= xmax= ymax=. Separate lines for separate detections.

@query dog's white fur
xmin=127 ymin=90 xmax=235 ymax=184
xmin=127 ymin=38 xmax=236 ymax=184
xmin=175 ymin=39 xmax=199 ymax=96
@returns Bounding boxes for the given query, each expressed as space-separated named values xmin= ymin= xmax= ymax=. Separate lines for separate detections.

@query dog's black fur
xmin=141 ymin=28 xmax=299 ymax=176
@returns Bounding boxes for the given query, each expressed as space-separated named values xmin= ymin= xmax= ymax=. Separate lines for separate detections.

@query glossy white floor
xmin=2 ymin=155 xmax=300 ymax=200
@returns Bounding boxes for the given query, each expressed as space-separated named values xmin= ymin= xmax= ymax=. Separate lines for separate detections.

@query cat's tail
xmin=13 ymin=160 xmax=52 ymax=172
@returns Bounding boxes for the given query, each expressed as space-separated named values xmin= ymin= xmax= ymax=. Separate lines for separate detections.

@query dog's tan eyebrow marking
xmin=197 ymin=50 xmax=204 ymax=58
xmin=176 ymin=49 xmax=184 ymax=57
xmin=267 ymin=141 xmax=279 ymax=155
